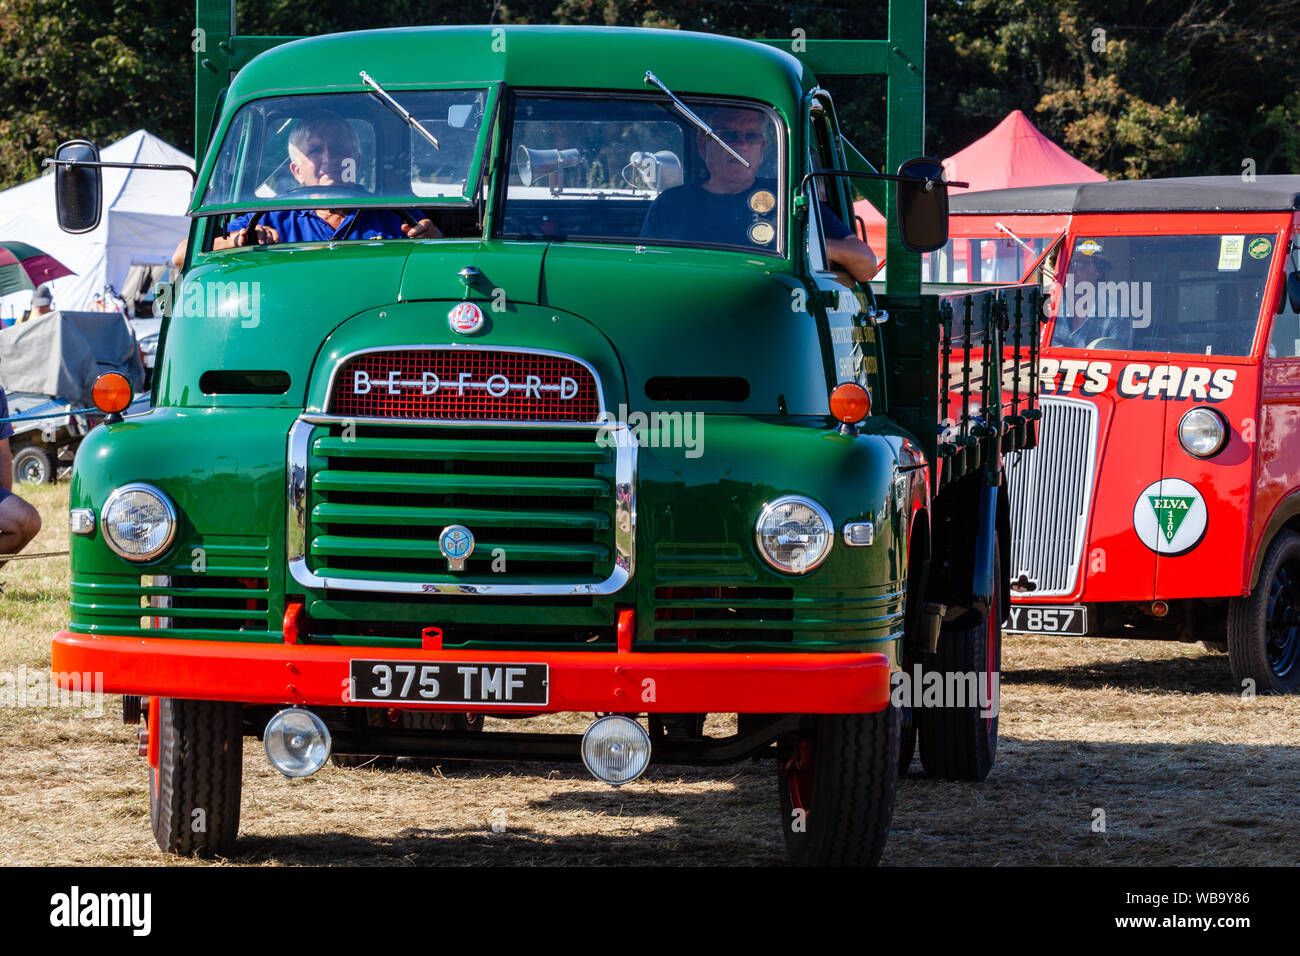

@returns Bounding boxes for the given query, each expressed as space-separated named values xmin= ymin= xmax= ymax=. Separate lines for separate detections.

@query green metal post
xmin=884 ymin=0 xmax=925 ymax=297
xmin=194 ymin=0 xmax=234 ymax=161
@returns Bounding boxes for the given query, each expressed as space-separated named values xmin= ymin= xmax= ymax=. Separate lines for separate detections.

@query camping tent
xmin=0 ymin=130 xmax=193 ymax=319
xmin=854 ymin=109 xmax=1106 ymax=264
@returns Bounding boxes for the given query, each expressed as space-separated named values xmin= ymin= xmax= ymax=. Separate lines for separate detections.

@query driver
xmin=214 ymin=111 xmax=440 ymax=248
xmin=1052 ymin=250 xmax=1129 ymax=349
xmin=640 ymin=107 xmax=878 ymax=284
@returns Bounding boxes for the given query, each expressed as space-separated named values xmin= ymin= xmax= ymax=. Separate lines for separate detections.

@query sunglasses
xmin=714 ymin=129 xmax=767 ymax=146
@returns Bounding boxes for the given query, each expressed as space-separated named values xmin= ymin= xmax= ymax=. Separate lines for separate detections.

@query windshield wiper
xmin=360 ymin=71 xmax=439 ymax=150
xmin=644 ymin=70 xmax=750 ymax=168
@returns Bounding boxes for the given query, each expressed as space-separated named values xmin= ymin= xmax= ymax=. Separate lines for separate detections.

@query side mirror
xmin=895 ymin=156 xmax=949 ymax=253
xmin=1289 ymin=271 xmax=1300 ymax=315
xmin=53 ymin=140 xmax=103 ymax=234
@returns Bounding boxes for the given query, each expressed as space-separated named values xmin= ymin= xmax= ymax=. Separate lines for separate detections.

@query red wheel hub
xmin=782 ymin=738 xmax=815 ymax=811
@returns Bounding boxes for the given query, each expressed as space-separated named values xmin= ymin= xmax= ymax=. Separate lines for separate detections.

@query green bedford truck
xmin=48 ymin=3 xmax=1040 ymax=865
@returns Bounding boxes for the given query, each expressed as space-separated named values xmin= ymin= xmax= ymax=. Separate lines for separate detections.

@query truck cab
xmin=992 ymin=177 xmax=1300 ymax=694
xmin=49 ymin=13 xmax=1039 ymax=864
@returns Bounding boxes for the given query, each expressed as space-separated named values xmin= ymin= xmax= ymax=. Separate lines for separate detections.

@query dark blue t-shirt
xmin=640 ymin=178 xmax=851 ymax=248
xmin=226 ymin=208 xmax=421 ymax=242
xmin=0 ymin=387 xmax=12 ymax=442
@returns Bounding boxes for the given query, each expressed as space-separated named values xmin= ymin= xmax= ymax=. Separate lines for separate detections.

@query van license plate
xmin=350 ymin=660 xmax=548 ymax=706
xmin=1004 ymin=606 xmax=1087 ymax=635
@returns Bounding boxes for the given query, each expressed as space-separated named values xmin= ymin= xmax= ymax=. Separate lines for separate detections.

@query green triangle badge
xmin=1148 ymin=495 xmax=1195 ymax=543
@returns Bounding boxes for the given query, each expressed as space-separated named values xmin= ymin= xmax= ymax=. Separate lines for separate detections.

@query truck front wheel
xmin=149 ymin=698 xmax=244 ymax=856
xmin=777 ymin=706 xmax=900 ymax=866
xmin=1228 ymin=530 xmax=1300 ymax=694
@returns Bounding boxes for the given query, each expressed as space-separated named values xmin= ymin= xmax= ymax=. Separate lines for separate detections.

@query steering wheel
xmin=237 ymin=210 xmax=265 ymax=247
xmin=1087 ymin=336 xmax=1124 ymax=350
xmin=275 ymin=183 xmax=368 ymax=201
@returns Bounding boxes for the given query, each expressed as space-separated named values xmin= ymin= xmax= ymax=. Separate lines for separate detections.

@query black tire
xmin=918 ymin=544 xmax=1003 ymax=782
xmin=1227 ymin=530 xmax=1300 ymax=693
xmin=149 ymin=698 xmax=243 ymax=857
xmin=777 ymin=706 xmax=900 ymax=866
xmin=12 ymin=444 xmax=54 ymax=485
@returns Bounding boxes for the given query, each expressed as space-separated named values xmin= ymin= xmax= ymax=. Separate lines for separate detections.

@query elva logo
xmin=1133 ymin=478 xmax=1208 ymax=556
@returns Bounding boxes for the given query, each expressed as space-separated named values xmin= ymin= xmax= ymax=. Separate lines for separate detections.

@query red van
xmin=964 ymin=177 xmax=1300 ymax=693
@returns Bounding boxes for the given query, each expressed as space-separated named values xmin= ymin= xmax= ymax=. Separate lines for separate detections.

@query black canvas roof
xmin=949 ymin=176 xmax=1300 ymax=214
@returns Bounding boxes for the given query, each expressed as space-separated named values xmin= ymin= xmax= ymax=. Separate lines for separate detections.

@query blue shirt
xmin=640 ymin=178 xmax=851 ymax=248
xmin=226 ymin=208 xmax=422 ymax=243
xmin=0 ymin=387 xmax=12 ymax=442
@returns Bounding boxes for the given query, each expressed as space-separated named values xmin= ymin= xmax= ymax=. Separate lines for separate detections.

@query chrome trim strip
xmin=287 ymin=417 xmax=635 ymax=596
xmin=316 ymin=343 xmax=608 ymax=423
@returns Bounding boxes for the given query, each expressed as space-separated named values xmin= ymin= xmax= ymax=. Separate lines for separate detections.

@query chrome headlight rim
xmin=1178 ymin=406 xmax=1228 ymax=458
xmin=100 ymin=482 xmax=178 ymax=562
xmin=754 ymin=494 xmax=835 ymax=575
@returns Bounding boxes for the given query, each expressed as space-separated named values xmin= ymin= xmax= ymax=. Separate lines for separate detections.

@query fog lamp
xmin=264 ymin=708 xmax=331 ymax=778
xmin=581 ymin=716 xmax=651 ymax=786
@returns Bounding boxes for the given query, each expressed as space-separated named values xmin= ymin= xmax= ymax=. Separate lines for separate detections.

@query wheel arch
xmin=1250 ymin=489 xmax=1300 ymax=591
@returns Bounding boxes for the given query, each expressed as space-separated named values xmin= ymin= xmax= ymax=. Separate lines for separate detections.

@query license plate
xmin=349 ymin=660 xmax=549 ymax=706
xmin=1004 ymin=605 xmax=1087 ymax=635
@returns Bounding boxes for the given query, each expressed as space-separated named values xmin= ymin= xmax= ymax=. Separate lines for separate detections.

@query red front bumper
xmin=51 ymin=632 xmax=892 ymax=715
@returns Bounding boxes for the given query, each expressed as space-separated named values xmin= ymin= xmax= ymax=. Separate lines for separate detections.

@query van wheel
xmin=12 ymin=444 xmax=54 ymax=484
xmin=777 ymin=706 xmax=900 ymax=866
xmin=1228 ymin=531 xmax=1300 ymax=693
xmin=149 ymin=698 xmax=243 ymax=856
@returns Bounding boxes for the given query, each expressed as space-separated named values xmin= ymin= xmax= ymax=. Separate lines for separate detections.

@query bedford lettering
xmin=49 ymin=886 xmax=151 ymax=936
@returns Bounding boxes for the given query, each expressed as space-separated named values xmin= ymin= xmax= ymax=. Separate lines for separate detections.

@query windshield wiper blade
xmin=360 ymin=71 xmax=439 ymax=150
xmin=644 ymin=70 xmax=750 ymax=169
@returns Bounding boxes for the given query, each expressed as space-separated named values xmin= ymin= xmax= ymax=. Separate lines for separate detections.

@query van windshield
xmin=497 ymin=94 xmax=785 ymax=255
xmin=1050 ymin=233 xmax=1278 ymax=356
xmin=198 ymin=90 xmax=488 ymax=213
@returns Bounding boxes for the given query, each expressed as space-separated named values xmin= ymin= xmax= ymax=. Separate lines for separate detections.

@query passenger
xmin=641 ymin=107 xmax=878 ymax=284
xmin=0 ymin=385 xmax=43 ymax=569
xmin=214 ymin=111 xmax=441 ymax=248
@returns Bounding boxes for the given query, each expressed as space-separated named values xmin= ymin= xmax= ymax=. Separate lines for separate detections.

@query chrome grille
xmin=1006 ymin=396 xmax=1097 ymax=596
xmin=288 ymin=419 xmax=635 ymax=596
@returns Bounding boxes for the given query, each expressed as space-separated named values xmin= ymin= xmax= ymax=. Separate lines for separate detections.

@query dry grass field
xmin=2 ymin=483 xmax=1298 ymax=866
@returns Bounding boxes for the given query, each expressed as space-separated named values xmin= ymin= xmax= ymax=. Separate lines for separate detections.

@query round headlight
xmin=101 ymin=483 xmax=177 ymax=561
xmin=755 ymin=495 xmax=834 ymax=574
xmin=1178 ymin=407 xmax=1227 ymax=458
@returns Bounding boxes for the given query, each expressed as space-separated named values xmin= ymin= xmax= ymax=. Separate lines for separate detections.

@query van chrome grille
xmin=1005 ymin=396 xmax=1097 ymax=597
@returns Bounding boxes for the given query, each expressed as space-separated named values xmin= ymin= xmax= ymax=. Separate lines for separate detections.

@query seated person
xmin=640 ymin=107 xmax=878 ymax=284
xmin=0 ymin=385 xmax=42 ymax=569
xmin=214 ymin=111 xmax=441 ymax=248
xmin=1052 ymin=251 xmax=1130 ymax=349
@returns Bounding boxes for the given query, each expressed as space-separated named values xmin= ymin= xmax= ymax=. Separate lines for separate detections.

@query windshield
xmin=1050 ymin=233 xmax=1278 ymax=356
xmin=498 ymin=94 xmax=785 ymax=255
xmin=200 ymin=90 xmax=488 ymax=212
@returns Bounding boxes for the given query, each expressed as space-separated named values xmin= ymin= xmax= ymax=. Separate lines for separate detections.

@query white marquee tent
xmin=0 ymin=130 xmax=194 ymax=319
